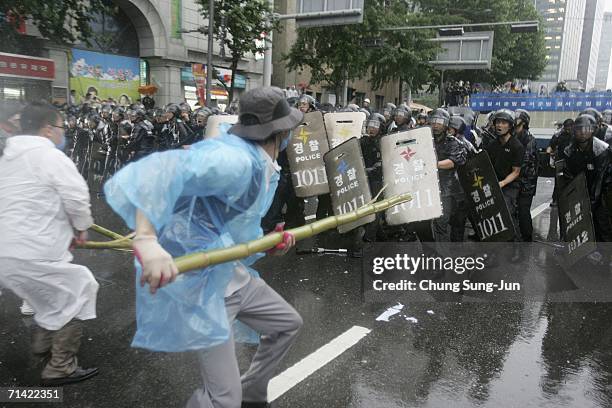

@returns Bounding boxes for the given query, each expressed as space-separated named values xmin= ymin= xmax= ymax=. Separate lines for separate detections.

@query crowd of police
xmin=44 ymin=94 xmax=612 ymax=250
xmin=265 ymin=94 xmax=612 ymax=254
xmin=61 ymin=101 xmax=225 ymax=192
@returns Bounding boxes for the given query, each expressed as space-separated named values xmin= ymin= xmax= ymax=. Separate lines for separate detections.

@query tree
xmin=198 ymin=0 xmax=280 ymax=103
xmin=284 ymin=1 xmax=454 ymax=102
xmin=0 ymin=0 xmax=108 ymax=53
xmin=414 ymin=0 xmax=547 ymax=85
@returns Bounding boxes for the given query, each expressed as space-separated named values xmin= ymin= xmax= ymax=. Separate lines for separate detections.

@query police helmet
xmin=298 ymin=94 xmax=316 ymax=107
xmin=111 ymin=107 xmax=126 ymax=121
xmin=574 ymin=114 xmax=597 ymax=132
xmin=429 ymin=108 xmax=451 ymax=128
xmin=515 ymin=109 xmax=530 ymax=129
xmin=367 ymin=113 xmax=386 ymax=130
xmin=449 ymin=116 xmax=466 ymax=134
xmin=602 ymin=109 xmax=612 ymax=125
xmin=492 ymin=109 xmax=515 ymax=128
xmin=581 ymin=108 xmax=602 ymax=124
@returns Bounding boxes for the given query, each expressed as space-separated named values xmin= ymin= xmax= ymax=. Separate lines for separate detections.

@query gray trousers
xmin=186 ymin=277 xmax=303 ymax=408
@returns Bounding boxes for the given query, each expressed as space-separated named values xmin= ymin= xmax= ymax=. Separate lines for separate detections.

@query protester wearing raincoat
xmin=104 ymin=87 xmax=304 ymax=408
xmin=0 ymin=102 xmax=99 ymax=385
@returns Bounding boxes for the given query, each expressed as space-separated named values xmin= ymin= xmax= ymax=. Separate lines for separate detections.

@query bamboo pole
xmin=90 ymin=224 xmax=126 ymax=240
xmin=80 ymin=192 xmax=412 ymax=273
xmin=174 ymin=192 xmax=412 ymax=274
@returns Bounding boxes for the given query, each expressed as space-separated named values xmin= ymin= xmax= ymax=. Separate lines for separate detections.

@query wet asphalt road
xmin=2 ymin=178 xmax=612 ymax=408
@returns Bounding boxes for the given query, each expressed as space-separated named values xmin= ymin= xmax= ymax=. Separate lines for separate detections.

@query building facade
xmin=535 ymin=0 xmax=586 ymax=87
xmin=577 ymin=0 xmax=604 ymax=91
xmin=0 ymin=0 xmax=264 ymax=107
xmin=594 ymin=12 xmax=612 ymax=90
xmin=271 ymin=0 xmax=401 ymax=109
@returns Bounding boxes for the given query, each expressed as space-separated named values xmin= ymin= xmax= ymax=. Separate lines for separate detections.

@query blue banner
xmin=470 ymin=92 xmax=612 ymax=112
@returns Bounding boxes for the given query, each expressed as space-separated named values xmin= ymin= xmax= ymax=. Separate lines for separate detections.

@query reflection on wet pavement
xmin=1 ymin=179 xmax=611 ymax=407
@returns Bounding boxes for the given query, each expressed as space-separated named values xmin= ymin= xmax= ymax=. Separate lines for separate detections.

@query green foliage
xmin=198 ymin=0 xmax=280 ymax=101
xmin=414 ymin=0 xmax=547 ymax=85
xmin=0 ymin=0 xmax=108 ymax=53
xmin=285 ymin=0 xmax=547 ymax=94
xmin=285 ymin=0 xmax=440 ymax=95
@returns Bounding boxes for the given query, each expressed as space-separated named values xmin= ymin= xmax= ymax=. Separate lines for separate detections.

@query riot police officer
xmin=582 ymin=108 xmax=612 ymax=143
xmin=160 ymin=103 xmax=193 ymax=149
xmin=392 ymin=107 xmax=412 ymax=133
xmin=430 ymin=108 xmax=467 ymax=242
xmin=125 ymin=108 xmax=155 ymax=161
xmin=603 ymin=109 xmax=612 ymax=126
xmin=415 ymin=112 xmax=428 ymax=128
xmin=484 ymin=109 xmax=525 ymax=240
xmin=382 ymin=103 xmax=397 ymax=134
xmin=515 ymin=109 xmax=538 ymax=242
xmin=297 ymin=94 xmax=316 ymax=114
xmin=192 ymin=107 xmax=214 ymax=143
xmin=448 ymin=116 xmax=477 ymax=156
xmin=559 ymin=114 xmax=612 ymax=242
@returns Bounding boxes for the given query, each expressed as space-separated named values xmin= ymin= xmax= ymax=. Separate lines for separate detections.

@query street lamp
xmin=439 ymin=27 xmax=464 ymax=36
xmin=511 ymin=22 xmax=539 ymax=33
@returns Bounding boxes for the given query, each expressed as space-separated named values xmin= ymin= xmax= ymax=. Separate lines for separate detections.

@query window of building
xmin=375 ymin=95 xmax=384 ymax=111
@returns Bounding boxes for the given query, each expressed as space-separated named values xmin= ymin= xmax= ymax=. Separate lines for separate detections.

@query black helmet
xmin=429 ymin=108 xmax=450 ymax=127
xmin=581 ymin=108 xmax=602 ymax=124
xmin=367 ymin=113 xmax=386 ymax=130
xmin=133 ymin=108 xmax=146 ymax=122
xmin=179 ymin=102 xmax=192 ymax=113
xmin=492 ymin=109 xmax=515 ymax=128
xmin=118 ymin=119 xmax=133 ymax=136
xmin=195 ymin=107 xmax=213 ymax=126
xmin=383 ymin=103 xmax=397 ymax=116
xmin=394 ymin=106 xmax=411 ymax=118
xmin=165 ymin=103 xmax=181 ymax=118
xmin=87 ymin=112 xmax=101 ymax=128
xmin=101 ymin=103 xmax=113 ymax=114
xmin=602 ymin=109 xmax=612 ymax=125
xmin=449 ymin=116 xmax=466 ymax=134
xmin=515 ymin=109 xmax=530 ymax=129
xmin=298 ymin=94 xmax=316 ymax=107
xmin=111 ymin=107 xmax=125 ymax=122
xmin=416 ymin=112 xmax=428 ymax=121
xmin=574 ymin=114 xmax=597 ymax=131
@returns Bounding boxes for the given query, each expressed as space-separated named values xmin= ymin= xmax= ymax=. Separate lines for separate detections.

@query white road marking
xmin=530 ymin=202 xmax=551 ymax=219
xmin=268 ymin=325 xmax=371 ymax=402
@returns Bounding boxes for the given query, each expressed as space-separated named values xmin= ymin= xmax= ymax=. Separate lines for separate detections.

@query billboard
xmin=69 ymin=49 xmax=140 ymax=104
xmin=429 ymin=32 xmax=494 ymax=71
xmin=470 ymin=92 xmax=612 ymax=112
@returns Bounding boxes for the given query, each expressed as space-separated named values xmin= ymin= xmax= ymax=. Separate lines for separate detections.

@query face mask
xmin=55 ymin=134 xmax=66 ymax=151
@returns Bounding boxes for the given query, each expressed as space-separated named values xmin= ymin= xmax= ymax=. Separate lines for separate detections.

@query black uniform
xmin=434 ymin=135 xmax=467 ymax=242
xmin=484 ymin=135 xmax=525 ymax=239
xmin=560 ymin=138 xmax=612 ymax=242
xmin=126 ymin=120 xmax=156 ymax=161
xmin=516 ymin=129 xmax=539 ymax=241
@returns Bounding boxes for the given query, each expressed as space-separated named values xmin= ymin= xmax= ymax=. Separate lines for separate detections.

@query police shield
xmin=287 ymin=111 xmax=331 ymax=197
xmin=380 ymin=127 xmax=442 ymax=225
xmin=458 ymin=151 xmax=514 ymax=242
xmin=324 ymin=112 xmax=367 ymax=149
xmin=204 ymin=115 xmax=238 ymax=139
xmin=558 ymin=172 xmax=597 ymax=266
xmin=324 ymin=137 xmax=374 ymax=233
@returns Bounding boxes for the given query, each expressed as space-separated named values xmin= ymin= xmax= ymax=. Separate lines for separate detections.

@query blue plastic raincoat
xmin=104 ymin=128 xmax=279 ymax=352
